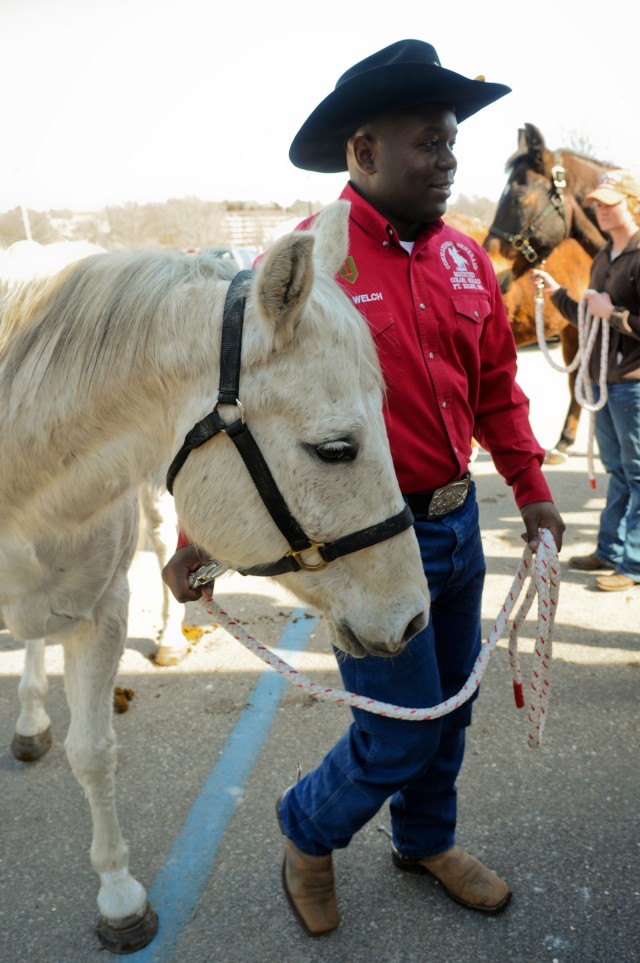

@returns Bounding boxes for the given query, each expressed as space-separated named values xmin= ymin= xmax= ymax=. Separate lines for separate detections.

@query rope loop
xmin=536 ymin=289 xmax=609 ymax=487
xmin=200 ymin=530 xmax=560 ymax=748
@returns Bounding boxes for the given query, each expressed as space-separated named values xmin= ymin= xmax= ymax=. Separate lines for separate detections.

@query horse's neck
xmin=560 ymin=153 xmax=608 ymax=257
xmin=0 ymin=356 xmax=215 ymax=545
xmin=569 ymin=198 xmax=608 ymax=257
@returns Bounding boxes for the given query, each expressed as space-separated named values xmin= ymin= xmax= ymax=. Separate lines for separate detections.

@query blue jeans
xmin=593 ymin=381 xmax=640 ymax=581
xmin=279 ymin=482 xmax=486 ymax=859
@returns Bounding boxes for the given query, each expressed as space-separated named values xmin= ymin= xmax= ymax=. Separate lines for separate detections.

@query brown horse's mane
xmin=505 ymin=146 xmax=615 ymax=174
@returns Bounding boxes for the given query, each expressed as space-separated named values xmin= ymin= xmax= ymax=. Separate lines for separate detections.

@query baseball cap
xmin=585 ymin=169 xmax=640 ymax=206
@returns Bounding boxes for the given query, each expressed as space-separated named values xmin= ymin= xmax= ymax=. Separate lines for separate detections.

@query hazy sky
xmin=1 ymin=0 xmax=636 ymax=212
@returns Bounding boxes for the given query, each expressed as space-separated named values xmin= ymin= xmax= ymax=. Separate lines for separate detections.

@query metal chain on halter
xmin=535 ymin=282 xmax=610 ymax=488
xmin=195 ymin=529 xmax=560 ymax=748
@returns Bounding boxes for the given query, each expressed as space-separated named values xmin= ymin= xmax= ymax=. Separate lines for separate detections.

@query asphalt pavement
xmin=1 ymin=343 xmax=638 ymax=963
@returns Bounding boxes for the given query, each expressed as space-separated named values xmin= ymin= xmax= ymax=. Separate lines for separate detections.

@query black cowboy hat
xmin=289 ymin=39 xmax=511 ymax=173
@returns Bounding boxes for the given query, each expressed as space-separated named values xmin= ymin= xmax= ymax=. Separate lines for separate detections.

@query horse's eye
xmin=315 ymin=440 xmax=357 ymax=462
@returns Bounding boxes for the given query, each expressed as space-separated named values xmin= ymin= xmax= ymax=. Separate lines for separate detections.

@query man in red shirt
xmin=164 ymin=39 xmax=565 ymax=936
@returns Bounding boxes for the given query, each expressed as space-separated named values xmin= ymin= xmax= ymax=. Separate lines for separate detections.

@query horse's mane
xmin=0 ymin=240 xmax=107 ymax=351
xmin=0 ymin=249 xmax=235 ymax=398
xmin=505 ymin=139 xmax=613 ymax=177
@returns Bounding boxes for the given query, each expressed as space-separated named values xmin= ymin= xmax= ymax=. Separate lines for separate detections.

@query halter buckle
xmin=286 ymin=543 xmax=328 ymax=571
xmin=512 ymin=235 xmax=537 ymax=261
xmin=551 ymin=164 xmax=566 ymax=191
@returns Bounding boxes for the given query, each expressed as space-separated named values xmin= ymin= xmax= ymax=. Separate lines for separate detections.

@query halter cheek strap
xmin=166 ymin=269 xmax=414 ymax=576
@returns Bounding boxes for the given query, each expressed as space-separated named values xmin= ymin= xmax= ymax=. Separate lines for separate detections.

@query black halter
xmin=166 ymin=270 xmax=414 ymax=577
xmin=488 ymin=155 xmax=569 ymax=264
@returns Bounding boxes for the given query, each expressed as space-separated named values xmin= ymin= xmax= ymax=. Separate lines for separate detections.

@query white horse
xmin=0 ymin=201 xmax=429 ymax=953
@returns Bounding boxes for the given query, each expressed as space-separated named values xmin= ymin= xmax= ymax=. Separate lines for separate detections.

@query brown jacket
xmin=551 ymin=230 xmax=640 ymax=382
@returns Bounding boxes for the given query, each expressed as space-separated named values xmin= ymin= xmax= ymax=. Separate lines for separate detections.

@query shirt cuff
xmin=511 ymin=465 xmax=553 ymax=509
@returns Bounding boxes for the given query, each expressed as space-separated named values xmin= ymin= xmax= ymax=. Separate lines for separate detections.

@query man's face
xmin=351 ymin=104 xmax=458 ymax=238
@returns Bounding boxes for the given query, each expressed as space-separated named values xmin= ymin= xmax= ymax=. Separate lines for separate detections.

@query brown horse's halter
xmin=488 ymin=154 xmax=569 ymax=264
xmin=166 ymin=270 xmax=414 ymax=577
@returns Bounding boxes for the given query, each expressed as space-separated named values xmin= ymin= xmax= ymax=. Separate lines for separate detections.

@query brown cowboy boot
xmin=392 ymin=844 xmax=512 ymax=913
xmin=281 ymin=838 xmax=339 ymax=936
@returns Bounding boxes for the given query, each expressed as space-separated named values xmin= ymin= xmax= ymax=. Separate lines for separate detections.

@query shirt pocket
xmin=452 ymin=294 xmax=491 ymax=354
xmin=364 ymin=307 xmax=404 ymax=389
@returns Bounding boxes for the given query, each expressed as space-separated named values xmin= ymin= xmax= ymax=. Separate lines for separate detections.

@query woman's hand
xmin=583 ymin=289 xmax=614 ymax=321
xmin=530 ymin=269 xmax=560 ymax=295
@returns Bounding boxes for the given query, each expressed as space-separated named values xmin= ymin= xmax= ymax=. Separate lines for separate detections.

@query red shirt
xmin=296 ymin=184 xmax=551 ymax=507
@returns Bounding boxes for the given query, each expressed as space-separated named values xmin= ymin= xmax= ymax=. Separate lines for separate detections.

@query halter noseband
xmin=166 ymin=270 xmax=414 ymax=577
xmin=488 ymin=153 xmax=569 ymax=264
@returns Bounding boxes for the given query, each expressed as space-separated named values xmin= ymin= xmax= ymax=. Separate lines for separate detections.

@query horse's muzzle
xmin=337 ymin=608 xmax=427 ymax=659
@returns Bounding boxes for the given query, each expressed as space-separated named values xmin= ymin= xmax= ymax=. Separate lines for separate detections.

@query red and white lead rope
xmin=535 ymin=286 xmax=609 ymax=488
xmin=199 ymin=529 xmax=560 ymax=748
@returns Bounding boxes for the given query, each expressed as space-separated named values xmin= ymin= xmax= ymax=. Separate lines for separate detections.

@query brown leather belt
xmin=405 ymin=473 xmax=470 ymax=519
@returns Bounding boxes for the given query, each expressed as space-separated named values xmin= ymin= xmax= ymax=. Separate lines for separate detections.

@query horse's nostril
xmin=402 ymin=611 xmax=427 ymax=644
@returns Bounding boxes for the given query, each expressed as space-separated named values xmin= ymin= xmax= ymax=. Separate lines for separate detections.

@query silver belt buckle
xmin=427 ymin=475 xmax=470 ymax=519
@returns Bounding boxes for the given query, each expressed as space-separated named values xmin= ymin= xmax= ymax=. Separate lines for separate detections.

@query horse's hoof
xmin=97 ymin=901 xmax=159 ymax=954
xmin=11 ymin=726 xmax=53 ymax=762
xmin=544 ymin=448 xmax=569 ymax=466
xmin=154 ymin=643 xmax=188 ymax=666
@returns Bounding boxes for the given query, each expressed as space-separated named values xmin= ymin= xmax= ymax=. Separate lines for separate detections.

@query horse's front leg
xmin=11 ymin=638 xmax=53 ymax=761
xmin=62 ymin=584 xmax=158 ymax=954
xmin=554 ymin=325 xmax=582 ymax=453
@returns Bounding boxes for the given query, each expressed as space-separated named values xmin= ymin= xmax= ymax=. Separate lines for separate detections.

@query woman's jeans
xmin=593 ymin=381 xmax=640 ymax=581
xmin=279 ymin=483 xmax=486 ymax=859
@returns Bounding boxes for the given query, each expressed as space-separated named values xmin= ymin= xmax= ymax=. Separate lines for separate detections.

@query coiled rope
xmin=198 ymin=529 xmax=559 ymax=748
xmin=535 ymin=285 xmax=609 ymax=487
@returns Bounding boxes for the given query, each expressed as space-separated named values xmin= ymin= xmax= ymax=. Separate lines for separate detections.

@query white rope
xmin=535 ymin=286 xmax=609 ymax=487
xmin=199 ymin=530 xmax=560 ymax=748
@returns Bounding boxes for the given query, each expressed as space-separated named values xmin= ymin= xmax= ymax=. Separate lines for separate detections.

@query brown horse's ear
xmin=524 ymin=123 xmax=547 ymax=173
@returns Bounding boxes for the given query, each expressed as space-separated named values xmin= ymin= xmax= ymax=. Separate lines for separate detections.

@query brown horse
xmin=482 ymin=122 xmax=617 ymax=453
xmin=498 ymin=239 xmax=592 ymax=454
xmin=484 ymin=122 xmax=608 ymax=277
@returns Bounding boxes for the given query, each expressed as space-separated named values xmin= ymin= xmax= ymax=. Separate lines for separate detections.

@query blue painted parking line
xmin=131 ymin=609 xmax=318 ymax=961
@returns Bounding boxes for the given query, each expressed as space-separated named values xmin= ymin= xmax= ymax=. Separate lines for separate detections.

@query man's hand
xmin=520 ymin=501 xmax=565 ymax=553
xmin=162 ymin=544 xmax=211 ymax=602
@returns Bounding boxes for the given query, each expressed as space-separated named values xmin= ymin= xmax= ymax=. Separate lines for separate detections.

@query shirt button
xmin=474 ymin=310 xmax=479 ymax=317
xmin=419 ymin=303 xmax=426 ymax=310
xmin=383 ymin=240 xmax=389 ymax=247
xmin=442 ymin=401 xmax=447 ymax=408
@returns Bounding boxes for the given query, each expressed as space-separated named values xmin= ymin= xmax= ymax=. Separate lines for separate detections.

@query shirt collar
xmin=340 ymin=182 xmax=444 ymax=250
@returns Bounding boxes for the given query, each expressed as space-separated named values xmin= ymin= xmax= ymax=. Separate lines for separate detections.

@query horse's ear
xmin=524 ymin=123 xmax=546 ymax=173
xmin=309 ymin=200 xmax=350 ymax=278
xmin=253 ymin=231 xmax=315 ymax=351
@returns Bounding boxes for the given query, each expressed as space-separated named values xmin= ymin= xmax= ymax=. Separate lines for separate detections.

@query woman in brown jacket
xmin=533 ymin=169 xmax=640 ymax=590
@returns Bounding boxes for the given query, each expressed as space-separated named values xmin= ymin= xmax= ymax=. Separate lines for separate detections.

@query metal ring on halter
xmin=285 ymin=543 xmax=328 ymax=571
xmin=214 ymin=397 xmax=246 ymax=424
